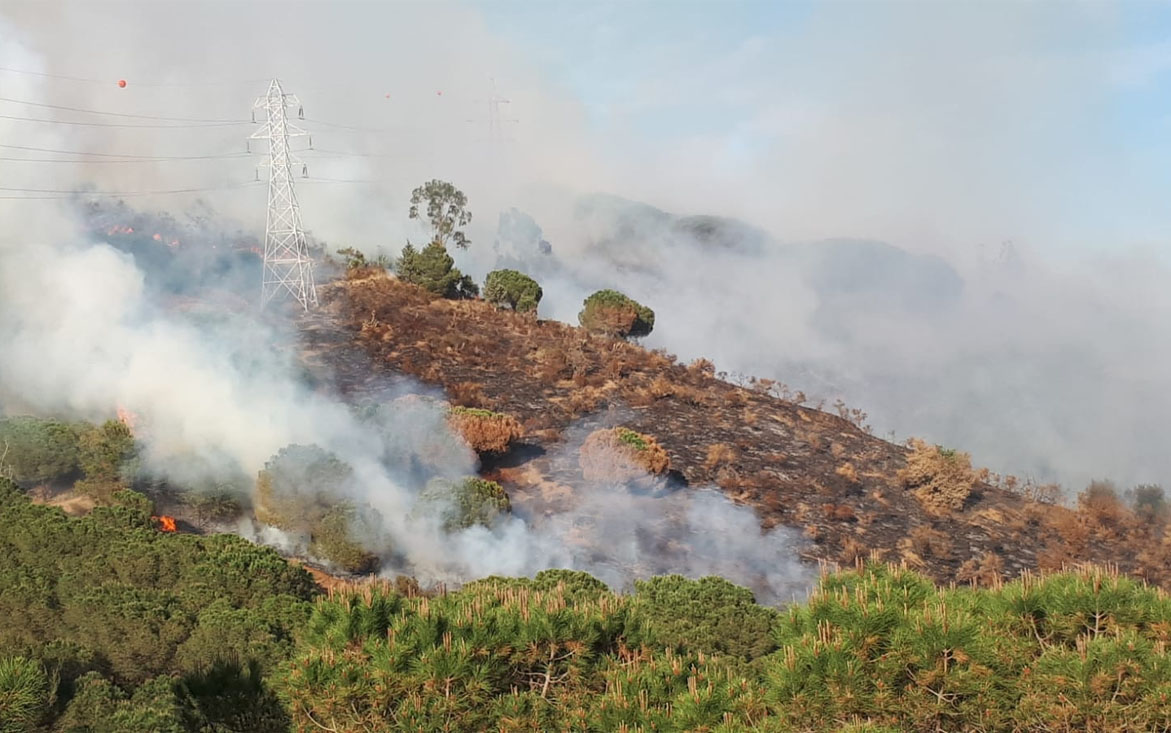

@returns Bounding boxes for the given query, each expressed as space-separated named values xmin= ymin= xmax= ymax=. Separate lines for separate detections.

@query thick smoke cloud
xmin=3 ymin=1 xmax=1170 ymax=529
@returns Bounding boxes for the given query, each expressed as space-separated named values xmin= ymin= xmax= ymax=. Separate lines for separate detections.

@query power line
xmin=0 ymin=142 xmax=213 ymax=159
xmin=301 ymin=177 xmax=381 ymax=184
xmin=0 ymin=65 xmax=266 ymax=88
xmin=0 ymin=156 xmax=251 ymax=164
xmin=0 ymin=181 xmax=262 ymax=199
xmin=0 ymin=112 xmax=247 ymax=129
xmin=302 ymin=147 xmax=395 ymax=158
xmin=303 ymin=117 xmax=408 ymax=133
xmin=0 ymin=95 xmax=250 ymax=123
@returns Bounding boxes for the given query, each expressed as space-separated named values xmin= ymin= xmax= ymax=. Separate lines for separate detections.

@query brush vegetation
xmin=578 ymin=288 xmax=655 ymax=338
xmin=5 ymin=479 xmax=1171 ymax=731
xmin=446 ymin=406 xmax=523 ymax=454
xmin=414 ymin=476 xmax=512 ymax=532
xmin=484 ymin=268 xmax=543 ymax=313
xmin=580 ymin=426 xmax=670 ymax=482
xmin=254 ymin=444 xmax=384 ymax=573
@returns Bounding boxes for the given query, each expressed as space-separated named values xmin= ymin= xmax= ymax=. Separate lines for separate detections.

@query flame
xmin=154 ymin=515 xmax=177 ymax=532
xmin=106 ymin=225 xmax=134 ymax=236
xmin=152 ymin=233 xmax=162 ymax=241
xmin=116 ymin=405 xmax=138 ymax=435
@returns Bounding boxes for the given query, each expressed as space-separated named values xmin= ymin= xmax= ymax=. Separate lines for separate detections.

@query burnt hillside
xmin=299 ymin=271 xmax=1171 ymax=588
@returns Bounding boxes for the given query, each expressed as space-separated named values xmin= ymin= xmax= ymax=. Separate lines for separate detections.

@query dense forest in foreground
xmin=3 ymin=479 xmax=1171 ymax=732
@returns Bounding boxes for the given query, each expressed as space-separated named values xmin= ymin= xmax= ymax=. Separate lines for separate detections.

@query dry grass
xmin=312 ymin=273 xmax=1171 ymax=590
xmin=704 ymin=443 xmax=739 ymax=473
xmin=835 ymin=462 xmax=860 ymax=483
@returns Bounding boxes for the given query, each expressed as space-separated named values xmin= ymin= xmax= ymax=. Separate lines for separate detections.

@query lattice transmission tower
xmin=470 ymin=77 xmax=517 ymax=143
xmin=249 ymin=79 xmax=317 ymax=310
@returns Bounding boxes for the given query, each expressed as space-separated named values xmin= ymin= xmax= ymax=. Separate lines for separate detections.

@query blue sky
xmin=470 ymin=0 xmax=1171 ymax=258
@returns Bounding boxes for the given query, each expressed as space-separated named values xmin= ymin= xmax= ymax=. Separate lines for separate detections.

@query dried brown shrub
xmin=648 ymin=375 xmax=674 ymax=399
xmin=1077 ymin=480 xmax=1132 ymax=539
xmin=839 ymin=537 xmax=868 ymax=565
xmin=567 ymin=386 xmax=607 ymax=415
xmin=447 ymin=407 xmax=523 ymax=454
xmin=723 ymin=389 xmax=748 ymax=407
xmin=686 ymin=358 xmax=716 ymax=383
xmin=956 ymin=551 xmax=1006 ymax=587
xmin=907 ymin=525 xmax=953 ymax=559
xmin=715 ymin=468 xmax=744 ymax=492
xmin=704 ymin=443 xmax=739 ymax=473
xmin=898 ymin=439 xmax=982 ymax=514
xmin=579 ymin=427 xmax=669 ymax=483
xmin=533 ymin=346 xmax=570 ymax=382
xmin=449 ymin=381 xmax=489 ymax=408
xmin=823 ymin=504 xmax=857 ymax=522
xmin=835 ymin=462 xmax=860 ymax=483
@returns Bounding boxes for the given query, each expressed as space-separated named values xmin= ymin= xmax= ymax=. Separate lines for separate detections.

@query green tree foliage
xmin=0 ymin=656 xmax=50 ymax=733
xmin=0 ymin=483 xmax=312 ymax=731
xmin=578 ymin=289 xmax=655 ymax=338
xmin=254 ymin=444 xmax=387 ymax=572
xmin=0 ymin=416 xmax=81 ymax=486
xmin=336 ymin=246 xmax=391 ymax=272
xmin=253 ymin=443 xmax=353 ymax=531
xmin=1128 ymin=483 xmax=1168 ymax=526
xmin=75 ymin=419 xmax=137 ymax=503
xmin=628 ymin=575 xmax=779 ymax=662
xmin=409 ymin=179 xmax=472 ymax=250
xmin=415 ymin=476 xmax=511 ymax=532
xmin=395 ymin=242 xmax=479 ymax=299
xmin=307 ymin=504 xmax=383 ymax=574
xmin=484 ymin=268 xmax=543 ymax=313
xmin=285 ymin=563 xmax=1171 ymax=732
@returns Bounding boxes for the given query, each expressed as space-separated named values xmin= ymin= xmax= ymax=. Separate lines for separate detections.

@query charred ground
xmin=295 ymin=271 xmax=1171 ymax=589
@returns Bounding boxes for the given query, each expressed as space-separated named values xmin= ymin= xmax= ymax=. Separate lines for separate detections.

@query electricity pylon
xmin=249 ymin=79 xmax=317 ymax=310
xmin=470 ymin=77 xmax=517 ymax=143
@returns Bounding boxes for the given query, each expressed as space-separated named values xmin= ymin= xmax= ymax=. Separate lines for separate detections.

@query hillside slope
xmin=300 ymin=272 xmax=1171 ymax=588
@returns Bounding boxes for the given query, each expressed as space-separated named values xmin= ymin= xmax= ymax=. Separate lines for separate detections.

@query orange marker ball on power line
xmin=117 ymin=79 xmax=127 ymax=88
xmin=436 ymin=90 xmax=442 ymax=96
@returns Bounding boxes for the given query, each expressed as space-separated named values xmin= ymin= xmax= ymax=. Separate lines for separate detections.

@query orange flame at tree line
xmin=154 ymin=516 xmax=177 ymax=532
xmin=116 ymin=405 xmax=138 ymax=435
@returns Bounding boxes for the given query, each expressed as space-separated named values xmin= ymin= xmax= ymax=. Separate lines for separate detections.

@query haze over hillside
xmin=2 ymin=1 xmax=1171 ymax=514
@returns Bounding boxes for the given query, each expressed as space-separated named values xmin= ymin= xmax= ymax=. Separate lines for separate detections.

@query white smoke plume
xmin=3 ymin=1 xmax=1171 ymax=547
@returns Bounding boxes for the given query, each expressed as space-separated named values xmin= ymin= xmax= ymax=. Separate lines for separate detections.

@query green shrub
xmin=1129 ymin=484 xmax=1167 ymax=526
xmin=0 ymin=416 xmax=81 ymax=486
xmin=0 ymin=656 xmax=51 ymax=733
xmin=415 ymin=477 xmax=511 ymax=531
xmin=628 ymin=575 xmax=779 ymax=661
xmin=578 ymin=289 xmax=654 ymax=338
xmin=308 ymin=504 xmax=383 ymax=574
xmin=484 ymin=269 xmax=543 ymax=313
xmin=75 ymin=419 xmax=137 ymax=503
xmin=395 ymin=242 xmax=478 ymax=298
xmin=336 ymin=246 xmax=390 ymax=272
xmin=0 ymin=488 xmax=314 ymax=731
xmin=253 ymin=444 xmax=352 ymax=531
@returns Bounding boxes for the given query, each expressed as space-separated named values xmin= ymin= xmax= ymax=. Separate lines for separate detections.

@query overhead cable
xmin=0 ymin=95 xmax=250 ymax=123
xmin=0 ymin=112 xmax=247 ymax=129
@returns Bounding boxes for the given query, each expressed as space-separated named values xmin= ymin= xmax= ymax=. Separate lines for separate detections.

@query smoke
xmin=3 ymin=0 xmax=1171 ymax=572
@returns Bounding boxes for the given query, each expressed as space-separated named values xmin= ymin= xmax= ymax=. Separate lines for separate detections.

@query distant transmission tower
xmin=470 ymin=77 xmax=517 ymax=143
xmin=249 ymin=79 xmax=318 ymax=310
